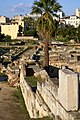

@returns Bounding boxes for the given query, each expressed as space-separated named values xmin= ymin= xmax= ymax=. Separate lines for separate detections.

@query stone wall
xmin=37 ymin=69 xmax=80 ymax=120
xmin=20 ymin=63 xmax=52 ymax=118
xmin=20 ymin=62 xmax=80 ymax=120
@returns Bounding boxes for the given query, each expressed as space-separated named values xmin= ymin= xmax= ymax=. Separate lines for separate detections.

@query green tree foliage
xmin=17 ymin=25 xmax=23 ymax=36
xmin=31 ymin=0 xmax=62 ymax=67
xmin=0 ymin=33 xmax=11 ymax=42
xmin=77 ymin=25 xmax=80 ymax=42
xmin=24 ymin=17 xmax=35 ymax=30
xmin=56 ymin=25 xmax=77 ymax=42
xmin=24 ymin=17 xmax=38 ymax=37
xmin=0 ymin=33 xmax=5 ymax=41
xmin=4 ymin=35 xmax=11 ymax=41
xmin=37 ymin=13 xmax=56 ymax=40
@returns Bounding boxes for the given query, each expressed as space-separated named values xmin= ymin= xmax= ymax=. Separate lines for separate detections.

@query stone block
xmin=58 ymin=69 xmax=79 ymax=111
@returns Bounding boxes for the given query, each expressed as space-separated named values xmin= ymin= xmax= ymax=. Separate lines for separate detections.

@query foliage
xmin=17 ymin=32 xmax=22 ymax=36
xmin=13 ymin=89 xmax=30 ymax=120
xmin=31 ymin=0 xmax=62 ymax=16
xmin=26 ymin=76 xmax=39 ymax=87
xmin=56 ymin=25 xmax=77 ymax=42
xmin=24 ymin=17 xmax=38 ymax=37
xmin=17 ymin=25 xmax=23 ymax=36
xmin=77 ymin=25 xmax=80 ymax=42
xmin=31 ymin=0 xmax=62 ymax=40
xmin=0 ymin=33 xmax=5 ymax=41
xmin=0 ymin=33 xmax=11 ymax=42
xmin=31 ymin=0 xmax=62 ymax=67
xmin=24 ymin=29 xmax=38 ymax=37
xmin=24 ymin=17 xmax=35 ymax=30
xmin=37 ymin=13 xmax=56 ymax=40
xmin=3 ymin=35 xmax=11 ymax=41
xmin=18 ymin=25 xmax=23 ymax=33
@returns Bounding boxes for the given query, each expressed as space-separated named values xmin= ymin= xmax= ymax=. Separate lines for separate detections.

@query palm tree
xmin=31 ymin=0 xmax=62 ymax=68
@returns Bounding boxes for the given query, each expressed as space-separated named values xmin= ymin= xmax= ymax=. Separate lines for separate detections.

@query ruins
xmin=1 ymin=42 xmax=80 ymax=120
xmin=19 ymin=59 xmax=80 ymax=120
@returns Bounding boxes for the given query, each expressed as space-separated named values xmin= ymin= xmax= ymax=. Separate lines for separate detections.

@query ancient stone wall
xmin=20 ymin=64 xmax=52 ymax=118
xmin=37 ymin=69 xmax=80 ymax=120
xmin=20 ymin=63 xmax=80 ymax=120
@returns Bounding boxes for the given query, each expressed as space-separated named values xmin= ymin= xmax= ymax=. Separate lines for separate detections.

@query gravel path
xmin=0 ymin=82 xmax=27 ymax=120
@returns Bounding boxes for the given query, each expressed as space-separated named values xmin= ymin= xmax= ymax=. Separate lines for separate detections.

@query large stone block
xmin=58 ymin=69 xmax=79 ymax=111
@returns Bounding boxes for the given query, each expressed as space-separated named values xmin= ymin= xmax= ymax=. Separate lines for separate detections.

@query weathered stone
xmin=58 ymin=69 xmax=79 ymax=111
xmin=20 ymin=62 xmax=80 ymax=120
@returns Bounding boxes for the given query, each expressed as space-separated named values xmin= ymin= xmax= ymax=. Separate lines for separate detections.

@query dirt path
xmin=0 ymin=82 xmax=27 ymax=120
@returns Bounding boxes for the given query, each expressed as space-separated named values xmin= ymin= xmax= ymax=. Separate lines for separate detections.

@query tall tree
xmin=31 ymin=0 xmax=62 ymax=67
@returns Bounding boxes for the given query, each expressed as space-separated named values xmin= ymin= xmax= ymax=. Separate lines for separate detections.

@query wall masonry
xmin=19 ymin=62 xmax=80 ymax=120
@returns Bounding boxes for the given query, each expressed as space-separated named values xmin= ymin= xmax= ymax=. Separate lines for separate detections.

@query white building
xmin=61 ymin=15 xmax=80 ymax=28
xmin=57 ymin=11 xmax=65 ymax=18
xmin=26 ymin=14 xmax=41 ymax=20
xmin=60 ymin=9 xmax=80 ymax=28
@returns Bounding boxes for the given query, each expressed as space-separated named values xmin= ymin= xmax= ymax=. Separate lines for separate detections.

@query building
xmin=1 ymin=23 xmax=19 ymax=39
xmin=61 ymin=15 xmax=80 ymax=28
xmin=11 ymin=15 xmax=25 ymax=28
xmin=0 ymin=16 xmax=10 ymax=24
xmin=60 ymin=9 xmax=80 ymax=28
xmin=1 ymin=15 xmax=26 ymax=39
xmin=76 ymin=8 xmax=80 ymax=17
xmin=26 ymin=14 xmax=41 ymax=21
xmin=57 ymin=11 xmax=65 ymax=18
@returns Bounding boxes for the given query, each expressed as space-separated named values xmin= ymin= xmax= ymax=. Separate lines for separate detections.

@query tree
xmin=56 ymin=25 xmax=77 ymax=42
xmin=4 ymin=35 xmax=11 ymax=41
xmin=24 ymin=17 xmax=35 ymax=30
xmin=77 ymin=25 xmax=80 ymax=42
xmin=24 ymin=16 xmax=38 ymax=37
xmin=17 ymin=25 xmax=23 ymax=36
xmin=31 ymin=0 xmax=62 ymax=67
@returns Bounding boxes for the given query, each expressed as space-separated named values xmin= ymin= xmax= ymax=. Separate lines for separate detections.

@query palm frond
xmin=34 ymin=1 xmax=43 ymax=8
xmin=52 ymin=2 xmax=62 ymax=12
xmin=31 ymin=6 xmax=42 ymax=14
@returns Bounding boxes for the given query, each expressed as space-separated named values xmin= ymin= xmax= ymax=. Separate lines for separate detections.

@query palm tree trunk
xmin=43 ymin=39 xmax=49 ymax=67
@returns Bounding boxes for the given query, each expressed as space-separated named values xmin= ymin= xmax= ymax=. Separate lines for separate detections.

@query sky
xmin=0 ymin=0 xmax=80 ymax=18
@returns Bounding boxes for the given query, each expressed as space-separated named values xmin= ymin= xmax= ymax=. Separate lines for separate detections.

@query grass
xmin=13 ymin=88 xmax=54 ymax=120
xmin=13 ymin=88 xmax=31 ymax=120
xmin=26 ymin=76 xmax=38 ymax=87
